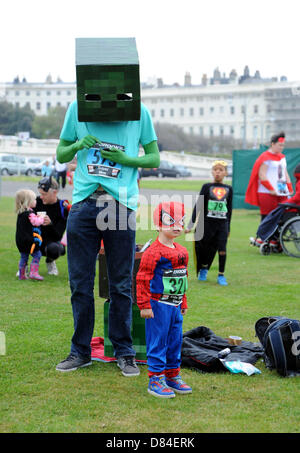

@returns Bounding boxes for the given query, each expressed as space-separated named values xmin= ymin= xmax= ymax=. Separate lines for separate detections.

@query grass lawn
xmin=0 ymin=192 xmax=300 ymax=434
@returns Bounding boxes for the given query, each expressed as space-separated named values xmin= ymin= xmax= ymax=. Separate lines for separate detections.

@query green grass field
xmin=0 ymin=190 xmax=300 ymax=433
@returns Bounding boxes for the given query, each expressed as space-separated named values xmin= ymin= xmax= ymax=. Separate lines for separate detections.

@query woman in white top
xmin=245 ymin=132 xmax=293 ymax=219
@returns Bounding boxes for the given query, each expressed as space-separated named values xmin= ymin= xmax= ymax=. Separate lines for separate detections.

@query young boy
xmin=136 ymin=201 xmax=192 ymax=398
xmin=186 ymin=160 xmax=233 ymax=286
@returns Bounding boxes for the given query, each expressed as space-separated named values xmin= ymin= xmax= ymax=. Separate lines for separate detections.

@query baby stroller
xmin=250 ymin=203 xmax=300 ymax=257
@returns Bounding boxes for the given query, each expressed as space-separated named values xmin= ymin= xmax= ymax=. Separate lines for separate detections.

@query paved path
xmin=0 ymin=179 xmax=199 ymax=206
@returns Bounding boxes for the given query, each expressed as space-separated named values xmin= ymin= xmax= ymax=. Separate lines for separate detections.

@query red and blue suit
xmin=136 ymin=238 xmax=188 ymax=378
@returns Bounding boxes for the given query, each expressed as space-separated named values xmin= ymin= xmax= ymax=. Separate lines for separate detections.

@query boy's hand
xmin=140 ymin=308 xmax=154 ymax=319
xmin=181 ymin=308 xmax=188 ymax=315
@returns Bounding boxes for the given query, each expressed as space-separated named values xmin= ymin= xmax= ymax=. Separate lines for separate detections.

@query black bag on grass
xmin=255 ymin=316 xmax=300 ymax=377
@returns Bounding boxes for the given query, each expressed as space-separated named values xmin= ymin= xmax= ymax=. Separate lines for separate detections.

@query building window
xmin=220 ymin=126 xmax=224 ymax=136
xmin=230 ymin=126 xmax=234 ymax=135
xmin=15 ymin=91 xmax=19 ymax=96
xmin=160 ymin=109 xmax=164 ymax=117
xmin=190 ymin=127 xmax=194 ymax=134
xmin=254 ymin=105 xmax=259 ymax=114
xmin=267 ymin=104 xmax=272 ymax=113
xmin=57 ymin=91 xmax=61 ymax=96
xmin=47 ymin=102 xmax=51 ymax=111
xmin=170 ymin=108 xmax=174 ymax=117
xmin=57 ymin=102 xmax=61 ymax=107
xmin=199 ymin=107 xmax=204 ymax=116
xmin=26 ymin=91 xmax=30 ymax=96
xmin=25 ymin=102 xmax=30 ymax=108
xmin=230 ymin=106 xmax=235 ymax=115
xmin=151 ymin=110 xmax=155 ymax=117
xmin=199 ymin=126 xmax=203 ymax=136
xmin=210 ymin=107 xmax=214 ymax=114
xmin=210 ymin=126 xmax=214 ymax=136
xmin=180 ymin=108 xmax=184 ymax=116
xmin=36 ymin=92 xmax=40 ymax=96
xmin=220 ymin=106 xmax=224 ymax=114
xmin=190 ymin=107 xmax=194 ymax=116
xmin=46 ymin=91 xmax=51 ymax=96
xmin=241 ymin=105 xmax=245 ymax=114
xmin=36 ymin=102 xmax=41 ymax=110
xmin=67 ymin=91 xmax=71 ymax=96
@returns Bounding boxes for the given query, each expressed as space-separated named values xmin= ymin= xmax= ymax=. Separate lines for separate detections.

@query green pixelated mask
xmin=76 ymin=38 xmax=141 ymax=122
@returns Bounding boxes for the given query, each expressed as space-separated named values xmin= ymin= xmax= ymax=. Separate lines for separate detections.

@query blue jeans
xmin=67 ymin=196 xmax=136 ymax=359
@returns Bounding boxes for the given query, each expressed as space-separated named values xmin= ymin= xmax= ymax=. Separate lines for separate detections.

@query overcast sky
xmin=2 ymin=0 xmax=299 ymax=85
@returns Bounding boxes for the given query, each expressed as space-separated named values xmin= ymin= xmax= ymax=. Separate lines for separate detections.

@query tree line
xmin=0 ymin=101 xmax=67 ymax=140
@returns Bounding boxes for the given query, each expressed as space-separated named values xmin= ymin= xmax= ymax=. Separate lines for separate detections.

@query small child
xmin=136 ymin=201 xmax=192 ymax=398
xmin=282 ymin=163 xmax=300 ymax=206
xmin=186 ymin=160 xmax=233 ymax=286
xmin=15 ymin=189 xmax=44 ymax=281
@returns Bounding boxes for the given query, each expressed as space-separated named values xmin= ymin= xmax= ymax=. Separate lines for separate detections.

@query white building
xmin=0 ymin=77 xmax=76 ymax=116
xmin=1 ymin=68 xmax=300 ymax=145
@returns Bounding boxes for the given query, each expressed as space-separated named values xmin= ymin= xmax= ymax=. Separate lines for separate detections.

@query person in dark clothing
xmin=15 ymin=189 xmax=44 ymax=280
xmin=36 ymin=177 xmax=70 ymax=276
xmin=186 ymin=160 xmax=233 ymax=286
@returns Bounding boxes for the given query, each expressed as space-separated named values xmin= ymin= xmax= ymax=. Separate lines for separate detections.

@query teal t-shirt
xmin=59 ymin=100 xmax=157 ymax=210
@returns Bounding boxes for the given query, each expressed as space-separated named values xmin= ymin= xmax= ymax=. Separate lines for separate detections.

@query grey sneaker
xmin=117 ymin=356 xmax=140 ymax=377
xmin=56 ymin=353 xmax=92 ymax=372
xmin=47 ymin=261 xmax=59 ymax=275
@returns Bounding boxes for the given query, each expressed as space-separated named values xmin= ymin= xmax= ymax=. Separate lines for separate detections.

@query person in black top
xmin=36 ymin=177 xmax=70 ymax=276
xmin=15 ymin=189 xmax=44 ymax=280
xmin=186 ymin=160 xmax=233 ymax=286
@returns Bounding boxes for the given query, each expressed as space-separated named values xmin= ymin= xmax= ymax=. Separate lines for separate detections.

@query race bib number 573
xmin=87 ymin=142 xmax=125 ymax=179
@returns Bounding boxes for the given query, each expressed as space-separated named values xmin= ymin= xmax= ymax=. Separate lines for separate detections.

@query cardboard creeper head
xmin=153 ymin=202 xmax=185 ymax=229
xmin=76 ymin=38 xmax=141 ymax=122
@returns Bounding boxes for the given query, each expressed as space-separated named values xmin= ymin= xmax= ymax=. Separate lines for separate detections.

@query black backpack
xmin=255 ymin=317 xmax=300 ymax=377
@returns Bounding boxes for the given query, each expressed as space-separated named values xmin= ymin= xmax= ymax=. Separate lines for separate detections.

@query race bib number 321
xmin=87 ymin=142 xmax=125 ymax=178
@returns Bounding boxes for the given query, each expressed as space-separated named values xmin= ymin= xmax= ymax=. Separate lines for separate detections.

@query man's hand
xmin=181 ymin=308 xmax=188 ymax=315
xmin=75 ymin=135 xmax=99 ymax=152
xmin=100 ymin=148 xmax=131 ymax=166
xmin=43 ymin=215 xmax=52 ymax=226
xmin=140 ymin=308 xmax=154 ymax=319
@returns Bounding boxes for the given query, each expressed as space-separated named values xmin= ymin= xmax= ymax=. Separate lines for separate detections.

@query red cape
xmin=245 ymin=150 xmax=285 ymax=206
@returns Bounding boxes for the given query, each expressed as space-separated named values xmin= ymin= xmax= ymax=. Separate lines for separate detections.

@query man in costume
xmin=245 ymin=132 xmax=293 ymax=219
xmin=55 ymin=38 xmax=160 ymax=376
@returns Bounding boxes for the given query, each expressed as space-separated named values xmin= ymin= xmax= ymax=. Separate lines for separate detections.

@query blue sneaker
xmin=148 ymin=375 xmax=176 ymax=398
xmin=165 ymin=375 xmax=192 ymax=394
xmin=198 ymin=269 xmax=208 ymax=281
xmin=217 ymin=275 xmax=228 ymax=286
